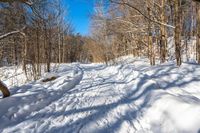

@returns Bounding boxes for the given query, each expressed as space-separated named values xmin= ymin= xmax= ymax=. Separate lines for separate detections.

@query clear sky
xmin=63 ymin=0 xmax=95 ymax=36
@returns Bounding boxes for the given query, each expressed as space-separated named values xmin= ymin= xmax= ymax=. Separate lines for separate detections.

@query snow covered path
xmin=1 ymin=57 xmax=200 ymax=133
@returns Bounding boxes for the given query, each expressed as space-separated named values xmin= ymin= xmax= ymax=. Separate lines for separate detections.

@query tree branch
xmin=109 ymin=0 xmax=175 ymax=29
xmin=0 ymin=27 xmax=26 ymax=40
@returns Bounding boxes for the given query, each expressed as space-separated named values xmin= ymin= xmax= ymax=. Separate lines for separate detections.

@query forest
xmin=0 ymin=0 xmax=200 ymax=133
xmin=0 ymin=0 xmax=200 ymax=96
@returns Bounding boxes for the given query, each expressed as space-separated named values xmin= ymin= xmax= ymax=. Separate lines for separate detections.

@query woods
xmin=91 ymin=0 xmax=200 ymax=66
xmin=0 ymin=0 xmax=93 ymax=97
xmin=0 ymin=0 xmax=200 ymax=98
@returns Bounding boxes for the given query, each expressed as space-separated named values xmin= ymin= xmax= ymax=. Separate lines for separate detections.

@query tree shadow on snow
xmin=47 ymin=62 xmax=200 ymax=133
xmin=1 ymin=62 xmax=200 ymax=133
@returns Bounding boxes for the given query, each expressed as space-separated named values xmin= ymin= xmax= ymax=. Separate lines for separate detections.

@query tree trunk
xmin=0 ymin=81 xmax=10 ymax=98
xmin=174 ymin=0 xmax=182 ymax=66
xmin=58 ymin=27 xmax=61 ymax=64
xmin=197 ymin=3 xmax=200 ymax=63
xmin=147 ymin=0 xmax=155 ymax=65
xmin=61 ymin=32 xmax=64 ymax=62
xmin=160 ymin=0 xmax=167 ymax=63
xmin=47 ymin=28 xmax=52 ymax=72
xmin=36 ymin=26 xmax=41 ymax=77
xmin=20 ymin=32 xmax=28 ymax=78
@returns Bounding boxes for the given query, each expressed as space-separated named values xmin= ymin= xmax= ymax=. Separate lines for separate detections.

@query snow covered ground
xmin=0 ymin=56 xmax=200 ymax=133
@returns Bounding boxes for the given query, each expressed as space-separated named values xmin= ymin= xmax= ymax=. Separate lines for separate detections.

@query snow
xmin=0 ymin=56 xmax=200 ymax=133
xmin=0 ymin=66 xmax=27 ymax=87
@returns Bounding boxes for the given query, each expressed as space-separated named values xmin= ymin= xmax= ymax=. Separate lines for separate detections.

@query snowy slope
xmin=0 ymin=57 xmax=200 ymax=133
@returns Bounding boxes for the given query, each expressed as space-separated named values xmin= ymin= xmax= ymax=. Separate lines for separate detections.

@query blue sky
xmin=63 ymin=0 xmax=95 ymax=36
